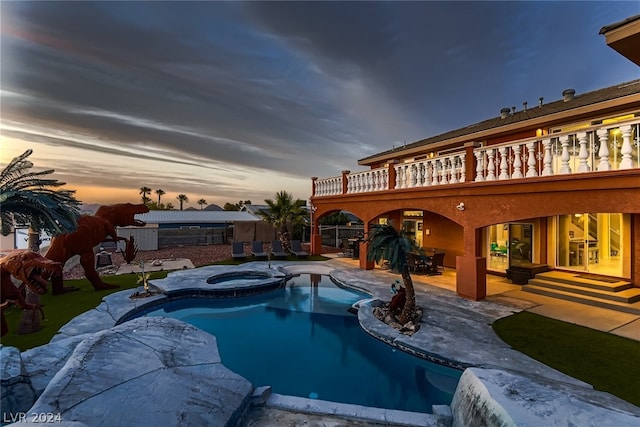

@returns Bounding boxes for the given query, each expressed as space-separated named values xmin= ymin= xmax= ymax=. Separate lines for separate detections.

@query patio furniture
xmin=270 ymin=240 xmax=289 ymax=259
xmin=407 ymin=252 xmax=427 ymax=273
xmin=231 ymin=242 xmax=247 ymax=260
xmin=251 ymin=241 xmax=268 ymax=259
xmin=425 ymin=252 xmax=445 ymax=275
xmin=289 ymin=240 xmax=309 ymax=258
xmin=341 ymin=238 xmax=354 ymax=258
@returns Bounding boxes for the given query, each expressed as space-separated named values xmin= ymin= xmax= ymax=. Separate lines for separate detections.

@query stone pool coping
xmin=3 ymin=260 xmax=640 ymax=427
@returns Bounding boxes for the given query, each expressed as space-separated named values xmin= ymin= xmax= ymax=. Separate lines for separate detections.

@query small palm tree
xmin=197 ymin=198 xmax=207 ymax=210
xmin=139 ymin=186 xmax=152 ymax=205
xmin=1 ymin=149 xmax=80 ymax=252
xmin=258 ymin=191 xmax=306 ymax=252
xmin=176 ymin=194 xmax=188 ymax=210
xmin=366 ymin=224 xmax=421 ymax=325
xmin=155 ymin=188 xmax=165 ymax=206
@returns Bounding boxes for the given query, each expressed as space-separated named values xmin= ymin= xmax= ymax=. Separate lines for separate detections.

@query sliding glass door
xmin=556 ymin=213 xmax=624 ymax=276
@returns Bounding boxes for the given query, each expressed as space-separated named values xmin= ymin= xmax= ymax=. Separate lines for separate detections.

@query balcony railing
xmin=474 ymin=120 xmax=640 ymax=181
xmin=313 ymin=118 xmax=640 ymax=197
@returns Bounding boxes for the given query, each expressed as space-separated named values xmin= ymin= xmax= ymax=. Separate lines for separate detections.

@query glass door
xmin=556 ymin=213 xmax=624 ymax=276
xmin=508 ymin=223 xmax=533 ymax=267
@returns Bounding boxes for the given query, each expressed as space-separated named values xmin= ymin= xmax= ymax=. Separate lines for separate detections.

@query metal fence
xmin=319 ymin=225 xmax=365 ymax=248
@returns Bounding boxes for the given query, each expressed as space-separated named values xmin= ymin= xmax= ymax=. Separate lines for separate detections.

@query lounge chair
xmin=251 ymin=241 xmax=268 ymax=259
xmin=289 ymin=240 xmax=309 ymax=258
xmin=270 ymin=240 xmax=289 ymax=259
xmin=231 ymin=242 xmax=247 ymax=260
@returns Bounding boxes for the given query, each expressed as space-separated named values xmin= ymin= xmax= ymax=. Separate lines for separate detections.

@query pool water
xmin=137 ymin=274 xmax=461 ymax=413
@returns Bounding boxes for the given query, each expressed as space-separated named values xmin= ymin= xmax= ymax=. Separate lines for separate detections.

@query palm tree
xmin=1 ymin=149 xmax=80 ymax=252
xmin=366 ymin=223 xmax=421 ymax=325
xmin=155 ymin=188 xmax=165 ymax=206
xmin=258 ymin=191 xmax=306 ymax=252
xmin=197 ymin=198 xmax=207 ymax=210
xmin=139 ymin=186 xmax=152 ymax=205
xmin=176 ymin=194 xmax=188 ymax=210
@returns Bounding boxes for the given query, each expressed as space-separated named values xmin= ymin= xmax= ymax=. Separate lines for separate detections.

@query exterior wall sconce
xmin=456 ymin=202 xmax=465 ymax=211
xmin=536 ymin=128 xmax=543 ymax=137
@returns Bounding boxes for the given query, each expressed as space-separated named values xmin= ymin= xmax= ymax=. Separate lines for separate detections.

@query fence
xmin=319 ymin=225 xmax=365 ymax=248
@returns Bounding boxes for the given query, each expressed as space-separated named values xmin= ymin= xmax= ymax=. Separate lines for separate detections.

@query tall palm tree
xmin=258 ymin=191 xmax=306 ymax=252
xmin=1 ymin=149 xmax=80 ymax=252
xmin=176 ymin=194 xmax=188 ymax=210
xmin=155 ymin=188 xmax=165 ymax=206
xmin=197 ymin=198 xmax=207 ymax=210
xmin=139 ymin=186 xmax=152 ymax=205
xmin=366 ymin=223 xmax=421 ymax=325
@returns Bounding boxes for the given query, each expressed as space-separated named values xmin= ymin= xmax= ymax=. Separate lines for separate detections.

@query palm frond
xmin=0 ymin=150 xmax=80 ymax=237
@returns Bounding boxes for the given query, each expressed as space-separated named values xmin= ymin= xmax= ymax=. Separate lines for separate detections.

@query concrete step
xmin=527 ymin=278 xmax=640 ymax=303
xmin=522 ymin=285 xmax=640 ymax=315
xmin=533 ymin=271 xmax=632 ymax=292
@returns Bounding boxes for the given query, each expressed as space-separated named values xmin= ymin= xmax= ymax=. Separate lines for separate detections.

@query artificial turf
xmin=492 ymin=311 xmax=640 ymax=406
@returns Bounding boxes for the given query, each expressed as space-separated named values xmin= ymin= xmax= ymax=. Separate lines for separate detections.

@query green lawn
xmin=493 ymin=311 xmax=640 ymax=406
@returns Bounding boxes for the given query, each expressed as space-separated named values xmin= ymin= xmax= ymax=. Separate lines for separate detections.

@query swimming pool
xmin=135 ymin=274 xmax=462 ymax=413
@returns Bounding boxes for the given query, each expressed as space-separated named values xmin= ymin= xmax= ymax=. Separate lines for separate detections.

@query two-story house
xmin=309 ymin=15 xmax=640 ymax=306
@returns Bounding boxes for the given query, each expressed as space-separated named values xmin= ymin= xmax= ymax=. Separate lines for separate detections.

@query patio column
xmin=341 ymin=170 xmax=350 ymax=195
xmin=359 ymin=222 xmax=375 ymax=270
xmin=387 ymin=160 xmax=399 ymax=190
xmin=456 ymin=227 xmax=487 ymax=301
xmin=464 ymin=142 xmax=479 ymax=182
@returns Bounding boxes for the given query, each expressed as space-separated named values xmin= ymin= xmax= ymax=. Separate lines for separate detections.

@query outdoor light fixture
xmin=456 ymin=202 xmax=465 ymax=211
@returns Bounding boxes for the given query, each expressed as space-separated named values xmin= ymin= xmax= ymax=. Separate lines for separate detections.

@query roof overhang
xmin=358 ymin=92 xmax=640 ymax=166
xmin=600 ymin=15 xmax=640 ymax=66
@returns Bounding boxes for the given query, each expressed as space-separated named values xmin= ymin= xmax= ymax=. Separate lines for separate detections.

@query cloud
xmin=1 ymin=1 xmax=638 ymax=206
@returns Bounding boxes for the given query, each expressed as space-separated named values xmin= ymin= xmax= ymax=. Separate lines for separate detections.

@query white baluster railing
xmin=346 ymin=167 xmax=388 ymax=193
xmin=314 ymin=119 xmax=640 ymax=197
xmin=472 ymin=118 xmax=640 ymax=182
xmin=314 ymin=176 xmax=342 ymax=196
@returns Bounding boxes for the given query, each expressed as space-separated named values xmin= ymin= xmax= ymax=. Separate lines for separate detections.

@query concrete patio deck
xmin=327 ymin=253 xmax=640 ymax=341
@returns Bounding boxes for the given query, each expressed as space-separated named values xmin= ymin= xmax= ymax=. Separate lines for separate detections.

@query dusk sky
xmin=1 ymin=1 xmax=639 ymax=209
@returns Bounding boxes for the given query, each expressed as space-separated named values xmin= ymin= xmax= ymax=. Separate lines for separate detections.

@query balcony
xmin=313 ymin=118 xmax=640 ymax=197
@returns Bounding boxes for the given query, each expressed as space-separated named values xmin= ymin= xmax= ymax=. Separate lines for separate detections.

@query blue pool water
xmin=136 ymin=274 xmax=462 ymax=413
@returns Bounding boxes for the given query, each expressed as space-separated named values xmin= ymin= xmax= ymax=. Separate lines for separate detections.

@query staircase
xmin=523 ymin=271 xmax=640 ymax=314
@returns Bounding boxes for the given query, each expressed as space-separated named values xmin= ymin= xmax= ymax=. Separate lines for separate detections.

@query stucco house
xmin=309 ymin=15 xmax=640 ymax=306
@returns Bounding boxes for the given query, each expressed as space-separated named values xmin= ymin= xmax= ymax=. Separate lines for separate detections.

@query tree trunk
xmin=398 ymin=269 xmax=416 ymax=324
xmin=279 ymin=225 xmax=290 ymax=252
xmin=27 ymin=227 xmax=41 ymax=253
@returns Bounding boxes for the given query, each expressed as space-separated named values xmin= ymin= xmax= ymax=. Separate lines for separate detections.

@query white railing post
xmin=559 ymin=135 xmax=571 ymax=174
xmin=526 ymin=141 xmax=538 ymax=177
xmin=498 ymin=147 xmax=509 ymax=180
xmin=512 ymin=145 xmax=523 ymax=179
xmin=596 ymin=128 xmax=611 ymax=171
xmin=576 ymin=132 xmax=590 ymax=172
xmin=459 ymin=153 xmax=466 ymax=183
xmin=542 ymin=139 xmax=553 ymax=176
xmin=474 ymin=151 xmax=485 ymax=182
xmin=620 ymin=125 xmax=634 ymax=169
xmin=486 ymin=149 xmax=496 ymax=181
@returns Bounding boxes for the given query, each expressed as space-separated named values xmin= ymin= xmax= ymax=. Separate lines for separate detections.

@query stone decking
xmin=2 ymin=261 xmax=640 ymax=426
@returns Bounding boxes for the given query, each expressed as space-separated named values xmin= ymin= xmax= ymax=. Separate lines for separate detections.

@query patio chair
xmin=289 ymin=240 xmax=309 ymax=258
xmin=270 ymin=240 xmax=289 ymax=259
xmin=425 ymin=252 xmax=445 ymax=275
xmin=251 ymin=241 xmax=268 ymax=259
xmin=341 ymin=238 xmax=354 ymax=258
xmin=231 ymin=242 xmax=247 ymax=260
xmin=407 ymin=253 xmax=426 ymax=273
